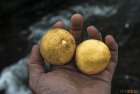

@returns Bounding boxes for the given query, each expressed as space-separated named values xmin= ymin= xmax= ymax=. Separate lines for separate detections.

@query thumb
xmin=28 ymin=45 xmax=45 ymax=79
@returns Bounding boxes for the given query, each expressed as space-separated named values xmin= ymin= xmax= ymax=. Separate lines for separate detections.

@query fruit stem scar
xmin=62 ymin=40 xmax=67 ymax=45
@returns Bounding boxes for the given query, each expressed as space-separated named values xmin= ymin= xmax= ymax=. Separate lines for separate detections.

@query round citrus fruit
xmin=76 ymin=39 xmax=111 ymax=74
xmin=40 ymin=28 xmax=76 ymax=65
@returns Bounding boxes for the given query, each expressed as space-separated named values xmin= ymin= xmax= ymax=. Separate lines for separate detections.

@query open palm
xmin=28 ymin=14 xmax=118 ymax=94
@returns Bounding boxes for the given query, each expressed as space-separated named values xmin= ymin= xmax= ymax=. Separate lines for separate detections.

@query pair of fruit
xmin=40 ymin=28 xmax=111 ymax=74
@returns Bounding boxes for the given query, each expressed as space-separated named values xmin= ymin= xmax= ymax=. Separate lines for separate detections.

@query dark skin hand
xmin=28 ymin=14 xmax=118 ymax=94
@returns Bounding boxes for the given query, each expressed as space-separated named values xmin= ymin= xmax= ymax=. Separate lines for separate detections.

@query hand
xmin=28 ymin=14 xmax=118 ymax=94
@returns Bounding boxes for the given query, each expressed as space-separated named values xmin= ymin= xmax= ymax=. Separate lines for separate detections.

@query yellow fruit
xmin=76 ymin=39 xmax=111 ymax=74
xmin=40 ymin=28 xmax=76 ymax=65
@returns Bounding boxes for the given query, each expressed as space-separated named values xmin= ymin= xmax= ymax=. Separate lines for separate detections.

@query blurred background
xmin=0 ymin=0 xmax=140 ymax=94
